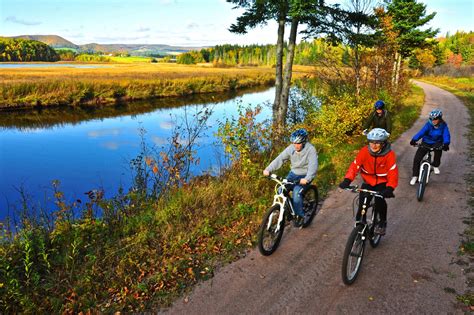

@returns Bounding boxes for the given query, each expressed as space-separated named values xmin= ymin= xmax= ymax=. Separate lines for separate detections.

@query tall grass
xmin=0 ymin=63 xmax=283 ymax=109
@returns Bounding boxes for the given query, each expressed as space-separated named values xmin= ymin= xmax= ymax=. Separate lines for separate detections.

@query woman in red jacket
xmin=339 ymin=128 xmax=399 ymax=235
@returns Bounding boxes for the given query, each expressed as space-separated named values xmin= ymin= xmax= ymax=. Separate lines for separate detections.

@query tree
xmin=228 ymin=0 xmax=326 ymax=133
xmin=385 ymin=0 xmax=438 ymax=88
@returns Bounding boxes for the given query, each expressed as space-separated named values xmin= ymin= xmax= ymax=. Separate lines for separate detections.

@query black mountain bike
xmin=413 ymin=143 xmax=443 ymax=201
xmin=257 ymin=174 xmax=319 ymax=256
xmin=341 ymin=186 xmax=383 ymax=285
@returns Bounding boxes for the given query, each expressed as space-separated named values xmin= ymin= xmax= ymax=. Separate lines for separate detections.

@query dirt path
xmin=163 ymin=81 xmax=470 ymax=314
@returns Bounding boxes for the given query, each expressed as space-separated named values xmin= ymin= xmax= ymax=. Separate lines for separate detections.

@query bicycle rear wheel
xmin=258 ymin=204 xmax=285 ymax=256
xmin=302 ymin=185 xmax=319 ymax=228
xmin=417 ymin=164 xmax=429 ymax=201
xmin=342 ymin=224 xmax=366 ymax=285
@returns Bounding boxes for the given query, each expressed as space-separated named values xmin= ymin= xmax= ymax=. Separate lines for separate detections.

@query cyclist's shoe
xmin=410 ymin=176 xmax=417 ymax=185
xmin=375 ymin=223 xmax=386 ymax=235
xmin=433 ymin=167 xmax=440 ymax=174
xmin=293 ymin=216 xmax=304 ymax=228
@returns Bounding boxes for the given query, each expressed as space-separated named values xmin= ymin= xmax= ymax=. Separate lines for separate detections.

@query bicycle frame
xmin=266 ymin=174 xmax=296 ymax=233
xmin=416 ymin=143 xmax=443 ymax=184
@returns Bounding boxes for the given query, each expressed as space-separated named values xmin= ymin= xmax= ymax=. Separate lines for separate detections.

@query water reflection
xmin=0 ymin=86 xmax=274 ymax=220
xmin=0 ymin=85 xmax=271 ymax=130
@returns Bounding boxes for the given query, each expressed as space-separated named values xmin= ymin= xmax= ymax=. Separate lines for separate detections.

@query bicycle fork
xmin=267 ymin=194 xmax=288 ymax=233
xmin=419 ymin=160 xmax=432 ymax=184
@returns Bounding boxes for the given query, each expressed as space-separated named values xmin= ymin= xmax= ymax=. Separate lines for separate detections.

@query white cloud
xmin=5 ymin=16 xmax=41 ymax=26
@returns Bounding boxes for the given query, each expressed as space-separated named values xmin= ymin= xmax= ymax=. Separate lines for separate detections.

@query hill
xmin=11 ymin=35 xmax=204 ymax=56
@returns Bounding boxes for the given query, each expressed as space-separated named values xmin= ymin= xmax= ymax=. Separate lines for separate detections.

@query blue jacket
xmin=412 ymin=121 xmax=450 ymax=145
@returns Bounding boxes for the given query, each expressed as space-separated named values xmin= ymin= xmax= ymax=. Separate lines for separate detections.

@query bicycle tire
xmin=369 ymin=210 xmax=382 ymax=248
xmin=258 ymin=204 xmax=286 ymax=256
xmin=302 ymin=185 xmax=319 ymax=228
xmin=417 ymin=164 xmax=429 ymax=201
xmin=342 ymin=224 xmax=366 ymax=285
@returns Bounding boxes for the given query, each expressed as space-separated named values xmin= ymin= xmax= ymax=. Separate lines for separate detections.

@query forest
xmin=0 ymin=37 xmax=60 ymax=62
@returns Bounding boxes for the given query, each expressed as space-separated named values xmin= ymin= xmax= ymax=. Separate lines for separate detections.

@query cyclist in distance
xmin=263 ymin=128 xmax=318 ymax=228
xmin=409 ymin=109 xmax=451 ymax=185
xmin=363 ymin=100 xmax=392 ymax=135
xmin=339 ymin=128 xmax=398 ymax=235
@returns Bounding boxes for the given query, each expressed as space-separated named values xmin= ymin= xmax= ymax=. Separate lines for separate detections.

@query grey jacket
xmin=265 ymin=143 xmax=318 ymax=182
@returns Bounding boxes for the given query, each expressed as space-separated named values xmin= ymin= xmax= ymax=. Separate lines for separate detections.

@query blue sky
xmin=1 ymin=0 xmax=472 ymax=47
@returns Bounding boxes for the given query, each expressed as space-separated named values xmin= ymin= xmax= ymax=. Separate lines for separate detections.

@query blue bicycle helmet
xmin=290 ymin=129 xmax=308 ymax=144
xmin=374 ymin=100 xmax=385 ymax=110
xmin=429 ymin=109 xmax=442 ymax=121
xmin=367 ymin=128 xmax=389 ymax=142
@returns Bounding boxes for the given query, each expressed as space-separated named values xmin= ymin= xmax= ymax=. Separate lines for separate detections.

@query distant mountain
xmin=11 ymin=35 xmax=204 ymax=56
xmin=13 ymin=35 xmax=79 ymax=49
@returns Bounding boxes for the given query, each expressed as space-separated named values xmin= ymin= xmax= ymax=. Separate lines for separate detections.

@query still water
xmin=0 ymin=87 xmax=274 ymax=220
xmin=0 ymin=63 xmax=109 ymax=69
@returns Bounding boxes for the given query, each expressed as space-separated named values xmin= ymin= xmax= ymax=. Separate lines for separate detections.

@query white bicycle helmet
xmin=367 ymin=128 xmax=389 ymax=142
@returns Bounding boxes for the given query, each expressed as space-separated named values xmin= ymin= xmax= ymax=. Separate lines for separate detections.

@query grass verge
xmin=420 ymin=76 xmax=474 ymax=310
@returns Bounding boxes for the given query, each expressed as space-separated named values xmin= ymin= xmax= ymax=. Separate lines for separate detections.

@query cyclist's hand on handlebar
xmin=382 ymin=187 xmax=395 ymax=198
xmin=263 ymin=170 xmax=270 ymax=177
xmin=300 ymin=178 xmax=309 ymax=185
xmin=443 ymin=144 xmax=449 ymax=151
xmin=410 ymin=139 xmax=417 ymax=146
xmin=339 ymin=178 xmax=351 ymax=189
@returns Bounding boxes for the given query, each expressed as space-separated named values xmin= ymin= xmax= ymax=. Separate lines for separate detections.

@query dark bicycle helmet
xmin=429 ymin=109 xmax=442 ymax=120
xmin=367 ymin=128 xmax=389 ymax=142
xmin=290 ymin=128 xmax=308 ymax=144
xmin=374 ymin=100 xmax=385 ymax=110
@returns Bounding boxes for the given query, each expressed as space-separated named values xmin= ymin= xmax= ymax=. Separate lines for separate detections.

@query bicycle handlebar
xmin=264 ymin=174 xmax=296 ymax=186
xmin=412 ymin=142 xmax=443 ymax=151
xmin=344 ymin=185 xmax=383 ymax=198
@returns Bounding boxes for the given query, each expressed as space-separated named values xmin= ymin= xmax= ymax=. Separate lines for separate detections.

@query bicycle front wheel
xmin=369 ymin=210 xmax=382 ymax=248
xmin=417 ymin=164 xmax=429 ymax=201
xmin=342 ymin=224 xmax=366 ymax=285
xmin=258 ymin=204 xmax=285 ymax=256
xmin=302 ymin=185 xmax=319 ymax=228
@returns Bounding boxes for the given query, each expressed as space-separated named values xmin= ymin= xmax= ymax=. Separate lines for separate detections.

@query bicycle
xmin=257 ymin=174 xmax=319 ymax=256
xmin=412 ymin=143 xmax=443 ymax=201
xmin=341 ymin=185 xmax=383 ymax=285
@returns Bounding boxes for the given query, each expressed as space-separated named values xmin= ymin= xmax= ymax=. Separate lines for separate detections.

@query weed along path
xmin=163 ymin=81 xmax=470 ymax=314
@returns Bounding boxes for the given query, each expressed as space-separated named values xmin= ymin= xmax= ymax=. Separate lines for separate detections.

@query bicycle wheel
xmin=342 ymin=224 xmax=366 ymax=285
xmin=369 ymin=210 xmax=382 ymax=248
xmin=417 ymin=164 xmax=429 ymax=201
xmin=302 ymin=185 xmax=319 ymax=228
xmin=258 ymin=204 xmax=286 ymax=256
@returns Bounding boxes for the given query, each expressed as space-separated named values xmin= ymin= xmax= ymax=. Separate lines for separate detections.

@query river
xmin=0 ymin=87 xmax=274 ymax=221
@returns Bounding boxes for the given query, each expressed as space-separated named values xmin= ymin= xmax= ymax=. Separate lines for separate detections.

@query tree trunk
xmin=277 ymin=18 xmax=299 ymax=128
xmin=272 ymin=18 xmax=285 ymax=129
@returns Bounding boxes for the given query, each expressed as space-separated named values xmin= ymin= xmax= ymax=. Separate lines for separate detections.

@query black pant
xmin=412 ymin=143 xmax=442 ymax=176
xmin=357 ymin=183 xmax=387 ymax=225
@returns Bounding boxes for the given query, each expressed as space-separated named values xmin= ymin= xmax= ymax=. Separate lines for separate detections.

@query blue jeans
xmin=286 ymin=171 xmax=308 ymax=218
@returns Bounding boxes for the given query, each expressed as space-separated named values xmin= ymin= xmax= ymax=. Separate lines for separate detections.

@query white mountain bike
xmin=257 ymin=174 xmax=319 ymax=256
xmin=413 ymin=143 xmax=443 ymax=201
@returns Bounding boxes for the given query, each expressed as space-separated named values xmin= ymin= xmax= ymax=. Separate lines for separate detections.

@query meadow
xmin=0 ymin=62 xmax=313 ymax=109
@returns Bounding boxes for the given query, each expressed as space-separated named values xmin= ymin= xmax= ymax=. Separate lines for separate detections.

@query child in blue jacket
xmin=409 ymin=109 xmax=451 ymax=185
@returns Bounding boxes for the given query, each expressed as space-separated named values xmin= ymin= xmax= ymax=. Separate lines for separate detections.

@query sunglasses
xmin=368 ymin=140 xmax=383 ymax=144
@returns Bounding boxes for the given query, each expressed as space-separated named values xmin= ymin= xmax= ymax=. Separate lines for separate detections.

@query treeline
xmin=0 ymin=37 xmax=59 ymax=62
xmin=177 ymin=31 xmax=473 ymax=70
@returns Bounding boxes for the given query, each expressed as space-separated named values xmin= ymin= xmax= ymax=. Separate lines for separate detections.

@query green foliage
xmin=306 ymin=93 xmax=373 ymax=144
xmin=217 ymin=102 xmax=271 ymax=177
xmin=75 ymin=54 xmax=111 ymax=62
xmin=0 ymin=37 xmax=59 ymax=62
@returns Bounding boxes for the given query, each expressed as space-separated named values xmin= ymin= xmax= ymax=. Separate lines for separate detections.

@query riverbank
xmin=0 ymin=63 xmax=313 ymax=109
xmin=0 ymin=81 xmax=424 ymax=313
